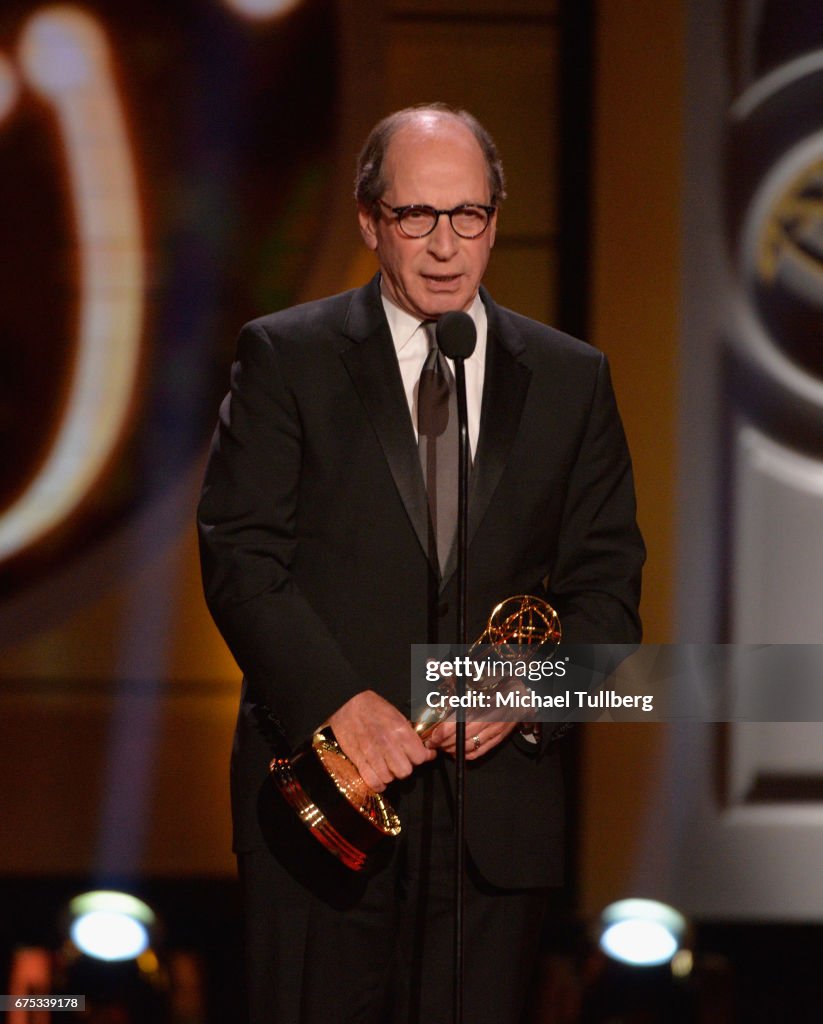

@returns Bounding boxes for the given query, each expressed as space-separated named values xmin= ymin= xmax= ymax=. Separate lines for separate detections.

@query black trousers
xmin=238 ymin=759 xmax=549 ymax=1024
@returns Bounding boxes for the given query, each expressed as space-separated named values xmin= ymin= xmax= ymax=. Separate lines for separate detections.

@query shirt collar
xmin=380 ymin=285 xmax=486 ymax=355
xmin=380 ymin=290 xmax=423 ymax=353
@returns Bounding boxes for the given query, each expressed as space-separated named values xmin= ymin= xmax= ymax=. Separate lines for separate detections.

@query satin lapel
xmin=439 ymin=293 xmax=532 ymax=588
xmin=338 ymin=279 xmax=431 ymax=560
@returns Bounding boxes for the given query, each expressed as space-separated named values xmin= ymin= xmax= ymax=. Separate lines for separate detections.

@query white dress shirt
xmin=381 ymin=289 xmax=487 ymax=458
xmin=380 ymin=289 xmax=536 ymax=741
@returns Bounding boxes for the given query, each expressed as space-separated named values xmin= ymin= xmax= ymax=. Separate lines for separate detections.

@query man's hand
xmin=426 ymin=720 xmax=519 ymax=760
xmin=328 ymin=690 xmax=436 ymax=792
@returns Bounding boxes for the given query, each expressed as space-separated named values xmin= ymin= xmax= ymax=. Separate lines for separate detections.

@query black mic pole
xmin=436 ymin=311 xmax=476 ymax=1024
xmin=453 ymin=353 xmax=469 ymax=1024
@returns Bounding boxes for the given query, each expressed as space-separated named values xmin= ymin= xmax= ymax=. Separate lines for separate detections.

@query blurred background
xmin=3 ymin=0 xmax=823 ymax=1019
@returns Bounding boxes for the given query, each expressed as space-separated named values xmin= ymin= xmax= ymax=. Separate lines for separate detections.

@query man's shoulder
xmin=486 ymin=296 xmax=604 ymax=366
xmin=243 ymin=285 xmax=364 ymax=340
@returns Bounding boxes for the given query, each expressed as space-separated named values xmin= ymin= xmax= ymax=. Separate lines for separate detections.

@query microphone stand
xmin=453 ymin=356 xmax=469 ymax=1024
xmin=436 ymin=309 xmax=476 ymax=1024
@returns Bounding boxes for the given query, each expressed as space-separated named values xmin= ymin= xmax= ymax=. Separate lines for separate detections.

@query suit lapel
xmin=338 ymin=279 xmax=532 ymax=586
xmin=338 ymin=278 xmax=432 ymax=559
xmin=439 ymin=291 xmax=532 ymax=587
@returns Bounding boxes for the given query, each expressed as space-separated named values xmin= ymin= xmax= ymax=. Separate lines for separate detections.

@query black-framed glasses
xmin=375 ymin=198 xmax=496 ymax=239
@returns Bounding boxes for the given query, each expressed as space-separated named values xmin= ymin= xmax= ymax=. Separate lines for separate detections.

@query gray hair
xmin=354 ymin=103 xmax=507 ymax=209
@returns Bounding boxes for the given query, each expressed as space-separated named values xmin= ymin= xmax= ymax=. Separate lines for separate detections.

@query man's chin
xmin=418 ymin=285 xmax=473 ymax=317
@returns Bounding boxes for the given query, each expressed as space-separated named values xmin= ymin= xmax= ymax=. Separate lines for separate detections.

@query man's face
xmin=358 ymin=117 xmax=497 ymax=320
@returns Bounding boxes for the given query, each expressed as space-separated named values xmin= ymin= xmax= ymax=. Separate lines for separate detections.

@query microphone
xmin=436 ymin=310 xmax=477 ymax=361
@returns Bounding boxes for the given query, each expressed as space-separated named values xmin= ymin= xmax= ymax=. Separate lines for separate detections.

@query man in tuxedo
xmin=198 ymin=104 xmax=644 ymax=1023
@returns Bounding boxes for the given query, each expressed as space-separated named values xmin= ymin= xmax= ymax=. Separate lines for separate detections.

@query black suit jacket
xmin=198 ymin=275 xmax=644 ymax=888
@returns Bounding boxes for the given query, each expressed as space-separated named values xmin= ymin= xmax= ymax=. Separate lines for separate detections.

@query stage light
xmin=0 ymin=5 xmax=144 ymax=566
xmin=56 ymin=890 xmax=176 ymax=1021
xmin=598 ymin=898 xmax=687 ymax=968
xmin=67 ymin=891 xmax=155 ymax=962
xmin=221 ymin=0 xmax=304 ymax=21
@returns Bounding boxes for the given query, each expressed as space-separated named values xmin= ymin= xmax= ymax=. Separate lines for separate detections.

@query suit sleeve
xmin=548 ymin=352 xmax=645 ymax=645
xmin=197 ymin=321 xmax=365 ymax=746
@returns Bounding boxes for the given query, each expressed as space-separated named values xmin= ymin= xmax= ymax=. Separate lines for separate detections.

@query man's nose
xmin=427 ymin=214 xmax=458 ymax=258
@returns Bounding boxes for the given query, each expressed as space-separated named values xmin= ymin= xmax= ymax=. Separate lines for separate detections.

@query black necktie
xmin=417 ymin=322 xmax=458 ymax=573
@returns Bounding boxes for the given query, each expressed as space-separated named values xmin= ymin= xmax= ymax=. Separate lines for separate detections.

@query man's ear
xmin=357 ymin=202 xmax=379 ymax=251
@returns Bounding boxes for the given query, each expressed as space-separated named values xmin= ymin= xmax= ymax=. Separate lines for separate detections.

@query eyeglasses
xmin=375 ymin=198 xmax=496 ymax=239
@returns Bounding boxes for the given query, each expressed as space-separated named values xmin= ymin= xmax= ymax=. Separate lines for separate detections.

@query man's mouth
xmin=423 ymin=273 xmax=461 ymax=284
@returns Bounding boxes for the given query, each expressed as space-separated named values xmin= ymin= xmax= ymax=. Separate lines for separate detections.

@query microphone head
xmin=436 ymin=311 xmax=477 ymax=361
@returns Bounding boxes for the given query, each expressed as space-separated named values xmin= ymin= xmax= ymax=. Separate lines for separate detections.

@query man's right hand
xmin=328 ymin=690 xmax=436 ymax=792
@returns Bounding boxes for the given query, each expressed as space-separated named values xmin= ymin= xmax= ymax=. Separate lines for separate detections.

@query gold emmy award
xmin=270 ymin=595 xmax=561 ymax=870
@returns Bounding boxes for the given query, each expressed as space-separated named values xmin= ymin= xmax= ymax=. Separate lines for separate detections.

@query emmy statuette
xmin=270 ymin=595 xmax=561 ymax=871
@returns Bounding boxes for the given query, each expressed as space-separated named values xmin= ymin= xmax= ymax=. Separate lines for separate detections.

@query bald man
xmin=199 ymin=104 xmax=644 ymax=1024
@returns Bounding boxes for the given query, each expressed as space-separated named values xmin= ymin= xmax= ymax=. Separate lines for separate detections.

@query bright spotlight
xmin=221 ymin=0 xmax=304 ymax=21
xmin=68 ymin=891 xmax=155 ymax=962
xmin=599 ymin=898 xmax=687 ymax=968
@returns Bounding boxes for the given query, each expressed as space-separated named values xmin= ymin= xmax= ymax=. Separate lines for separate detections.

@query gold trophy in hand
xmin=270 ymin=595 xmax=561 ymax=870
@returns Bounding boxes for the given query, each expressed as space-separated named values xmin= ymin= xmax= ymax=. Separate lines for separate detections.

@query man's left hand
xmin=426 ymin=720 xmax=519 ymax=759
